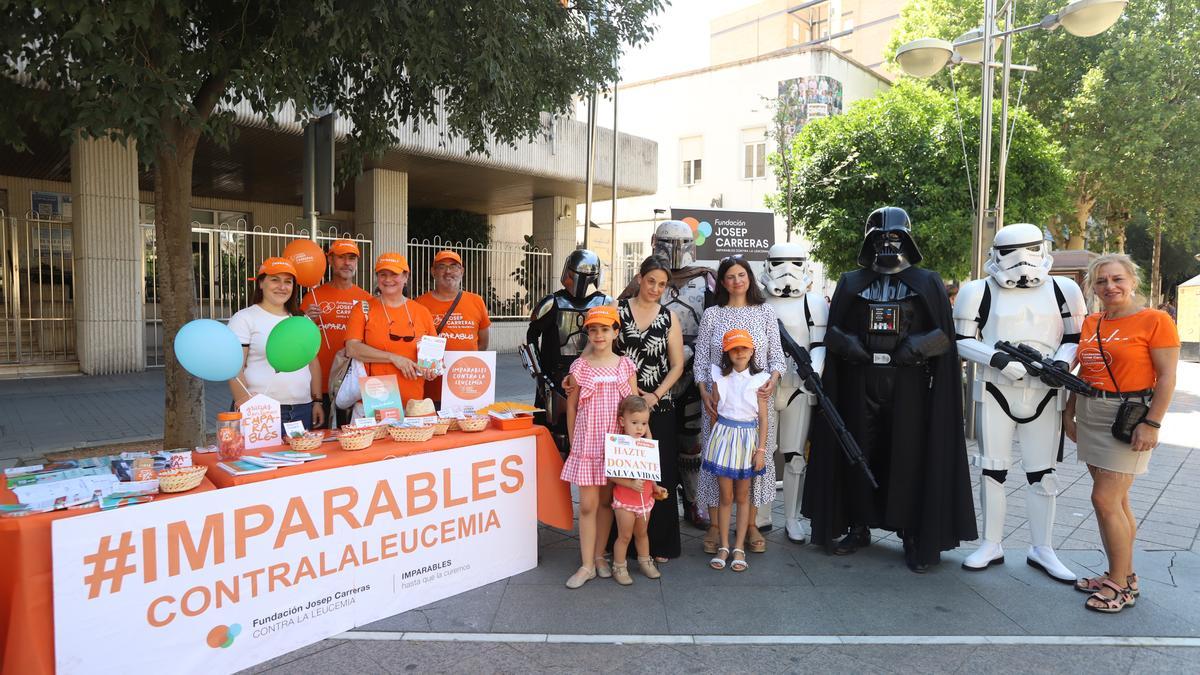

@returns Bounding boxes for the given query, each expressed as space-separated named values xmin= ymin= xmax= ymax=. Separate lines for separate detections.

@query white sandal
xmin=709 ymin=547 xmax=730 ymax=570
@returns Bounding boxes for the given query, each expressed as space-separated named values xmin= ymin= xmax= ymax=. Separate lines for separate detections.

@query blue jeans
xmin=280 ymin=402 xmax=314 ymax=436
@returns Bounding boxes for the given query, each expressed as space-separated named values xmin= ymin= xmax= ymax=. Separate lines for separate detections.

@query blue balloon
xmin=174 ymin=319 xmax=244 ymax=381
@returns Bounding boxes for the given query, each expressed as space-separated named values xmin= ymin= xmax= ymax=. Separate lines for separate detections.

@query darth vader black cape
xmin=801 ymin=266 xmax=976 ymax=565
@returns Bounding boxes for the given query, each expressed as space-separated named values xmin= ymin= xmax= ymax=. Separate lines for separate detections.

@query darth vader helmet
xmin=561 ymin=249 xmax=603 ymax=302
xmin=651 ymin=220 xmax=697 ymax=269
xmin=856 ymin=206 xmax=922 ymax=273
xmin=762 ymin=242 xmax=813 ymax=298
xmin=985 ymin=223 xmax=1052 ymax=288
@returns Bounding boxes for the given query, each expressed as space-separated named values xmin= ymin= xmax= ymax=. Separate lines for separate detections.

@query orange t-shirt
xmin=345 ymin=297 xmax=437 ymax=403
xmin=1078 ymin=309 xmax=1180 ymax=393
xmin=415 ymin=291 xmax=492 ymax=400
xmin=300 ymin=283 xmax=373 ymax=393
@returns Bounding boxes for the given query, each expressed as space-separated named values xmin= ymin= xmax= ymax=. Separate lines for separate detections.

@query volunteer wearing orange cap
xmin=227 ymin=257 xmax=325 ymax=430
xmin=345 ymin=252 xmax=438 ymax=403
xmin=300 ymin=239 xmax=372 ymax=426
xmin=415 ymin=249 xmax=492 ymax=402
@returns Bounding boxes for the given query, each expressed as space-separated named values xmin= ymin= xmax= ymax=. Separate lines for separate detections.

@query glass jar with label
xmin=216 ymin=411 xmax=245 ymax=461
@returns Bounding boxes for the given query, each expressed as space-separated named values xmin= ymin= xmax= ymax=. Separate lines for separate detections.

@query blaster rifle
xmin=993 ymin=341 xmax=1097 ymax=397
xmin=777 ymin=320 xmax=879 ymax=489
xmin=519 ymin=343 xmax=568 ymax=400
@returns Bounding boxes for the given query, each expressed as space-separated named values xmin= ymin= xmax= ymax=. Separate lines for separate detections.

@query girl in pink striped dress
xmin=562 ymin=305 xmax=637 ymax=589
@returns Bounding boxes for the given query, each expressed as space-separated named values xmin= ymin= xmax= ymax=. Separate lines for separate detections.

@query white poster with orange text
xmin=440 ymin=350 xmax=496 ymax=412
xmin=52 ymin=436 xmax=537 ymax=675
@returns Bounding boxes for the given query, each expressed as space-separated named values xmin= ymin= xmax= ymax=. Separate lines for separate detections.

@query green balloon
xmin=266 ymin=316 xmax=321 ymax=373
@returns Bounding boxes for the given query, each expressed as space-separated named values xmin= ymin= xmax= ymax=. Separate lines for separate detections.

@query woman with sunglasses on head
xmin=228 ymin=257 xmax=325 ymax=432
xmin=345 ymin=252 xmax=438 ymax=404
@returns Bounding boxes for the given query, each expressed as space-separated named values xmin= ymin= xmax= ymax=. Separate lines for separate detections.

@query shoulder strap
xmin=977 ymin=281 xmax=992 ymax=330
xmin=1051 ymin=277 xmax=1069 ymax=318
xmin=435 ymin=290 xmax=464 ymax=335
xmin=803 ymin=295 xmax=813 ymax=328
xmin=1095 ymin=316 xmax=1123 ymax=396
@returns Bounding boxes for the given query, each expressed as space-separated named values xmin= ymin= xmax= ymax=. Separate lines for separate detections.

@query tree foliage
xmin=767 ymin=80 xmax=1068 ymax=281
xmin=0 ymin=1 xmax=662 ymax=446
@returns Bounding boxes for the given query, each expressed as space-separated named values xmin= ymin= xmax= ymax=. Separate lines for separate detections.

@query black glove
xmin=1038 ymin=360 xmax=1071 ymax=388
xmin=826 ymin=326 xmax=870 ymax=364
xmin=891 ymin=329 xmax=952 ymax=367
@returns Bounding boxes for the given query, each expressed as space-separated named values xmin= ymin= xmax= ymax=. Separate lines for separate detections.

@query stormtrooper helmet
xmin=651 ymin=220 xmax=697 ymax=269
xmin=762 ymin=242 xmax=813 ymax=298
xmin=985 ymin=223 xmax=1052 ymax=288
xmin=561 ymin=249 xmax=603 ymax=302
xmin=856 ymin=206 xmax=922 ymax=273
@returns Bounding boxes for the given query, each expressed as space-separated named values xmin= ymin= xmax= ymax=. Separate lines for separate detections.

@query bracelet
xmin=1140 ymin=419 xmax=1161 ymax=429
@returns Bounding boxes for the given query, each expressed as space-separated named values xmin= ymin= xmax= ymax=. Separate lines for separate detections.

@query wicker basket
xmin=338 ymin=429 xmax=375 ymax=451
xmin=157 ymin=466 xmax=207 ymax=493
xmin=388 ymin=424 xmax=437 ymax=443
xmin=287 ymin=432 xmax=324 ymax=452
xmin=431 ymin=420 xmax=452 ymax=436
xmin=445 ymin=418 xmax=460 ymax=432
xmin=457 ymin=416 xmax=489 ymax=432
xmin=371 ymin=424 xmax=390 ymax=440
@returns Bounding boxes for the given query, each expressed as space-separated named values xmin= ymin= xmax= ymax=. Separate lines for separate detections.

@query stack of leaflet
xmin=218 ymin=451 xmax=325 ymax=475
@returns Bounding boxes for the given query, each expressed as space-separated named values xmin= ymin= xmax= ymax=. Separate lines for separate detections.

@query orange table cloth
xmin=0 ymin=478 xmax=217 ymax=675
xmin=194 ymin=425 xmax=574 ymax=531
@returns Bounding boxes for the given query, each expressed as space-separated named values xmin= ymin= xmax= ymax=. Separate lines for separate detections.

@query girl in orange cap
xmin=704 ymin=329 xmax=770 ymax=572
xmin=561 ymin=304 xmax=638 ymax=589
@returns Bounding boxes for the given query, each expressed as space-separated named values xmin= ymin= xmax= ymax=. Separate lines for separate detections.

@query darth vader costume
xmin=801 ymin=207 xmax=976 ymax=572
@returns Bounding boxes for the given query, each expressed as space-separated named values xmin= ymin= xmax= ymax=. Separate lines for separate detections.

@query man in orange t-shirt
xmin=414 ymin=249 xmax=492 ymax=402
xmin=300 ymin=239 xmax=373 ymax=426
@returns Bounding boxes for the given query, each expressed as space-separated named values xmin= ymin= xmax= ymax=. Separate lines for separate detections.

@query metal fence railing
xmin=141 ymin=220 xmax=374 ymax=368
xmin=1 ymin=213 xmax=76 ymax=365
xmin=407 ymin=236 xmax=552 ymax=320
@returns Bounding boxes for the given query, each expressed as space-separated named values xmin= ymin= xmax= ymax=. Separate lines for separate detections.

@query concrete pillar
xmin=532 ymin=196 xmax=578 ymax=282
xmin=71 ymin=134 xmax=144 ymax=374
xmin=354 ymin=169 xmax=408 ymax=258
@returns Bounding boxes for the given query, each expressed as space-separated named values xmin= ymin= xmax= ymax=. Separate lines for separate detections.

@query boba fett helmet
xmin=651 ymin=220 xmax=697 ymax=269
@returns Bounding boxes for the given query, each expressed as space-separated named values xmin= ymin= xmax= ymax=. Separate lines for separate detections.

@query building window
xmin=741 ymin=128 xmax=767 ymax=180
xmin=679 ymin=136 xmax=703 ymax=186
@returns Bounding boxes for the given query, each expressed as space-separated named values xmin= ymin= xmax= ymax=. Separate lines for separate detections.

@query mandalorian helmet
xmin=651 ymin=220 xmax=697 ymax=269
xmin=561 ymin=249 xmax=603 ymax=302
xmin=856 ymin=206 xmax=922 ymax=273
xmin=985 ymin=222 xmax=1052 ymax=288
xmin=762 ymin=242 xmax=813 ymax=298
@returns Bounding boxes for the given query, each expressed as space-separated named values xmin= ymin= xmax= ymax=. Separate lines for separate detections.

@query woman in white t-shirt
xmin=227 ymin=257 xmax=325 ymax=432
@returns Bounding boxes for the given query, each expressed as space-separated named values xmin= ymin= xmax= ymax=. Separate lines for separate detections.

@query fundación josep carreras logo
xmin=206 ymin=623 xmax=242 ymax=649
xmin=680 ymin=217 xmax=713 ymax=246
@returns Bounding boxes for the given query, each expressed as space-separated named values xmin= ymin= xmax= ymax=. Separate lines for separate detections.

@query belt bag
xmin=1095 ymin=317 xmax=1149 ymax=444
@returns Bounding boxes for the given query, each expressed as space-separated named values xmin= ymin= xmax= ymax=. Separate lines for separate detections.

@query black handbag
xmin=1095 ymin=317 xmax=1150 ymax=443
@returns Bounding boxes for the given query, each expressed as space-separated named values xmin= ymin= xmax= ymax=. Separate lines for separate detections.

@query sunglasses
xmin=382 ymin=302 xmax=416 ymax=342
xmin=721 ymin=254 xmax=745 ymax=263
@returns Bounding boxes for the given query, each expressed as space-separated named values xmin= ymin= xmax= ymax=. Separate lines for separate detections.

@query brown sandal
xmin=1076 ymin=572 xmax=1139 ymax=597
xmin=748 ymin=537 xmax=767 ymax=554
xmin=703 ymin=529 xmax=718 ymax=555
xmin=1085 ymin=578 xmax=1135 ymax=613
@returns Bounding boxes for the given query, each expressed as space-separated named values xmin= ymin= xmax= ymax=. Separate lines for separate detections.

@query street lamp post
xmin=896 ymin=0 xmax=1128 ymax=279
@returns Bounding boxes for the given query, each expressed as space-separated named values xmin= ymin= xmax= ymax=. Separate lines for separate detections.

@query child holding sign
xmin=703 ymin=329 xmax=770 ymax=572
xmin=609 ymin=396 xmax=669 ymax=586
xmin=562 ymin=306 xmax=638 ymax=589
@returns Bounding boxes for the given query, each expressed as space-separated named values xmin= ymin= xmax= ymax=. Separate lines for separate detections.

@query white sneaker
xmin=785 ymin=519 xmax=807 ymax=544
xmin=962 ymin=541 xmax=1004 ymax=570
xmin=1027 ymin=546 xmax=1076 ymax=583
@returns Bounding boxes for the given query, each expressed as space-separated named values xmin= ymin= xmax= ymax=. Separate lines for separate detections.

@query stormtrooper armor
xmin=954 ymin=223 xmax=1086 ymax=583
xmin=526 ymin=249 xmax=614 ymax=453
xmin=649 ymin=220 xmax=714 ymax=528
xmin=763 ymin=243 xmax=828 ymax=543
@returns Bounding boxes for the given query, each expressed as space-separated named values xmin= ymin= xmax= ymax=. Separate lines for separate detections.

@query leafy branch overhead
xmin=0 ymin=0 xmax=662 ymax=169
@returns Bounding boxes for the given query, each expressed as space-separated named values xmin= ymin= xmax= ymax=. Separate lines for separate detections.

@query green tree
xmin=0 ymin=1 xmax=661 ymax=447
xmin=768 ymin=80 xmax=1068 ymax=281
xmin=887 ymin=0 xmax=1200 ymax=258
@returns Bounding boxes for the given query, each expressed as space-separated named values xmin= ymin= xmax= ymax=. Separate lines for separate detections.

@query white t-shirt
xmin=227 ymin=305 xmax=313 ymax=405
xmin=711 ymin=365 xmax=770 ymax=422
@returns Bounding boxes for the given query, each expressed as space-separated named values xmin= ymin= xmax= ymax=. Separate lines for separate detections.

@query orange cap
xmin=722 ymin=329 xmax=755 ymax=352
xmin=250 ymin=257 xmax=298 ymax=280
xmin=433 ymin=250 xmax=463 ymax=266
xmin=375 ymin=252 xmax=410 ymax=275
xmin=582 ymin=305 xmax=621 ymax=329
xmin=327 ymin=239 xmax=361 ymax=257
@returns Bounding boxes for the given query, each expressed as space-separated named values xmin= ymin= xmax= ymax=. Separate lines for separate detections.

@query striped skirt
xmin=702 ymin=416 xmax=764 ymax=480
